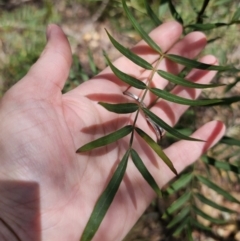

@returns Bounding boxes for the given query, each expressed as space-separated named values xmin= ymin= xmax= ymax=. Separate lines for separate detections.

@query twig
xmin=92 ymin=0 xmax=110 ymax=23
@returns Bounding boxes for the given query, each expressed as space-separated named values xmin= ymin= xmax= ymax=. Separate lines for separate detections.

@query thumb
xmin=19 ymin=24 xmax=72 ymax=98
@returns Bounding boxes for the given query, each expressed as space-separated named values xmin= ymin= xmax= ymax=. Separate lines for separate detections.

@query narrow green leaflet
xmin=144 ymin=0 xmax=162 ymax=26
xmin=165 ymin=172 xmax=193 ymax=195
xmin=195 ymin=193 xmax=236 ymax=213
xmin=186 ymin=227 xmax=194 ymax=241
xmin=166 ymin=54 xmax=238 ymax=71
xmin=122 ymin=0 xmax=162 ymax=53
xmin=220 ymin=136 xmax=240 ymax=146
xmin=232 ymin=8 xmax=240 ymax=22
xmin=173 ymin=218 xmax=189 ymax=237
xmin=205 ymin=96 xmax=240 ymax=106
xmin=157 ymin=70 xmax=224 ymax=88
xmin=186 ymin=23 xmax=230 ymax=30
xmin=191 ymin=218 xmax=212 ymax=232
xmin=87 ymin=48 xmax=98 ymax=74
xmin=197 ymin=175 xmax=240 ymax=204
xmin=163 ymin=191 xmax=191 ymax=216
xmin=135 ymin=127 xmax=177 ymax=175
xmin=77 ymin=125 xmax=133 ymax=152
xmin=168 ymin=0 xmax=184 ymax=25
xmin=150 ymin=88 xmax=223 ymax=106
xmin=192 ymin=205 xmax=228 ymax=225
xmin=105 ymin=30 xmax=153 ymax=70
xmin=167 ymin=206 xmax=190 ymax=228
xmin=142 ymin=108 xmax=203 ymax=141
xmin=99 ymin=102 xmax=139 ymax=114
xmin=130 ymin=149 xmax=161 ymax=196
xmin=80 ymin=150 xmax=130 ymax=241
xmin=104 ymin=53 xmax=146 ymax=89
xmin=202 ymin=155 xmax=240 ymax=174
xmin=224 ymin=77 xmax=240 ymax=93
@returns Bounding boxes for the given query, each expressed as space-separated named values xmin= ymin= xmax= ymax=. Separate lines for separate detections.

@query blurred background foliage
xmin=0 ymin=0 xmax=240 ymax=240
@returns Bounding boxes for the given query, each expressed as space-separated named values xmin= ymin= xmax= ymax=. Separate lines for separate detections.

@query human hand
xmin=0 ymin=22 xmax=225 ymax=241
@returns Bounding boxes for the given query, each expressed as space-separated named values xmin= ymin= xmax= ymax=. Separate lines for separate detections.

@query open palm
xmin=0 ymin=22 xmax=225 ymax=241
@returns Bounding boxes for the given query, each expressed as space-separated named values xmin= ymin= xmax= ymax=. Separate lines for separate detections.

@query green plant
xmin=76 ymin=0 xmax=240 ymax=240
xmin=0 ymin=1 xmax=60 ymax=96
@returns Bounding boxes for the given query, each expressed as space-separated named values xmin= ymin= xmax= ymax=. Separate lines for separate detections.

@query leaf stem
xmin=129 ymin=54 xmax=164 ymax=147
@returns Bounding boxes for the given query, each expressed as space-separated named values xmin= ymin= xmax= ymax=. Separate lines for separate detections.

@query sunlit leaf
xmin=197 ymin=175 xmax=240 ymax=204
xmin=192 ymin=205 xmax=228 ymax=224
xmin=167 ymin=206 xmax=190 ymax=228
xmin=150 ymin=88 xmax=223 ymax=106
xmin=166 ymin=54 xmax=238 ymax=71
xmin=144 ymin=0 xmax=162 ymax=26
xmin=105 ymin=30 xmax=153 ymax=70
xmin=168 ymin=0 xmax=184 ymax=25
xmin=232 ymin=8 xmax=240 ymax=22
xmin=157 ymin=70 xmax=224 ymax=88
xmin=220 ymin=136 xmax=240 ymax=146
xmin=163 ymin=191 xmax=191 ymax=216
xmin=165 ymin=172 xmax=193 ymax=195
xmin=130 ymin=148 xmax=161 ymax=196
xmin=195 ymin=192 xmax=236 ymax=213
xmin=99 ymin=102 xmax=139 ymax=114
xmin=122 ymin=0 xmax=162 ymax=53
xmin=104 ymin=53 xmax=146 ymax=89
xmin=202 ymin=155 xmax=240 ymax=174
xmin=135 ymin=127 xmax=177 ymax=175
xmin=77 ymin=125 xmax=133 ymax=152
xmin=142 ymin=108 xmax=203 ymax=141
xmin=80 ymin=150 xmax=130 ymax=241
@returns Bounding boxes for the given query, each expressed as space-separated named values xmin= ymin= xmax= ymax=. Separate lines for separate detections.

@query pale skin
xmin=0 ymin=21 xmax=225 ymax=241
